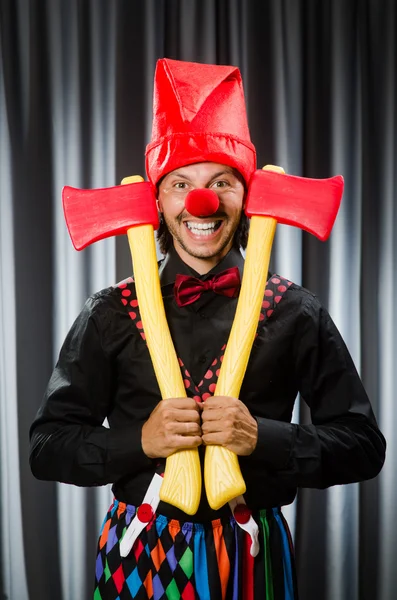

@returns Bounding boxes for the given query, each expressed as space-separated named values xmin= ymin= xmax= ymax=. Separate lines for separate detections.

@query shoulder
xmin=265 ymin=274 xmax=334 ymax=340
xmin=80 ymin=277 xmax=138 ymax=326
xmin=64 ymin=278 xmax=140 ymax=355
xmin=89 ymin=277 xmax=136 ymax=303
xmin=288 ymin=282 xmax=321 ymax=311
xmin=269 ymin=273 xmax=321 ymax=313
xmin=274 ymin=278 xmax=344 ymax=353
xmin=84 ymin=256 xmax=165 ymax=321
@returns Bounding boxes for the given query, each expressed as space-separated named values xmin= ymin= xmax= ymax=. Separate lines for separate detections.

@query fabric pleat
xmin=273 ymin=509 xmax=294 ymax=600
xmin=260 ymin=512 xmax=275 ymax=600
xmin=94 ymin=500 xmax=298 ymax=599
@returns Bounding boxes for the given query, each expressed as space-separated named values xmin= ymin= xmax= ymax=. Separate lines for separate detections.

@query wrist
xmin=141 ymin=423 xmax=155 ymax=459
xmin=249 ymin=416 xmax=259 ymax=454
xmin=250 ymin=417 xmax=293 ymax=469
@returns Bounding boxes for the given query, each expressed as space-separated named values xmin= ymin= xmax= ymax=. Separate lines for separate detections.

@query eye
xmin=211 ymin=180 xmax=230 ymax=189
xmin=174 ymin=181 xmax=189 ymax=190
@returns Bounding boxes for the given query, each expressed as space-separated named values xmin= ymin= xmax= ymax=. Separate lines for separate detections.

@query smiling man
xmin=30 ymin=58 xmax=385 ymax=600
xmin=158 ymin=163 xmax=246 ymax=270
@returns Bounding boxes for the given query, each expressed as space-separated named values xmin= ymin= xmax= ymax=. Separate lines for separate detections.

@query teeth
xmin=185 ymin=221 xmax=219 ymax=236
xmin=186 ymin=221 xmax=216 ymax=230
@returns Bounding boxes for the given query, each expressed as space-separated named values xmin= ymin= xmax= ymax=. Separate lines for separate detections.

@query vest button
xmin=137 ymin=503 xmax=154 ymax=523
xmin=233 ymin=503 xmax=251 ymax=524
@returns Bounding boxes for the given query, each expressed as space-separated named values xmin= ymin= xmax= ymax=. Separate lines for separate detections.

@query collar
xmin=159 ymin=245 xmax=245 ymax=289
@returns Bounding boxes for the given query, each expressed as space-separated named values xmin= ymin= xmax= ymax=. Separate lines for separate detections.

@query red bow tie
xmin=174 ymin=267 xmax=241 ymax=307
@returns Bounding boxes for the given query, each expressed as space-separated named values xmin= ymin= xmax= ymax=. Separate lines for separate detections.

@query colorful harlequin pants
xmin=94 ymin=499 xmax=298 ymax=600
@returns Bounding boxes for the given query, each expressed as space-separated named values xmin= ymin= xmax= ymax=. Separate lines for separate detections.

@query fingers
xmin=163 ymin=397 xmax=201 ymax=411
xmin=201 ymin=417 xmax=231 ymax=435
xmin=172 ymin=435 xmax=202 ymax=450
xmin=141 ymin=397 xmax=203 ymax=459
xmin=200 ymin=396 xmax=258 ymax=455
xmin=161 ymin=406 xmax=201 ymax=427
xmin=201 ymin=431 xmax=230 ymax=446
xmin=201 ymin=398 xmax=241 ymax=428
xmin=161 ymin=399 xmax=201 ymax=423
xmin=165 ymin=420 xmax=202 ymax=436
xmin=200 ymin=408 xmax=224 ymax=423
xmin=142 ymin=395 xmax=253 ymax=459
xmin=171 ymin=409 xmax=201 ymax=423
xmin=161 ymin=430 xmax=202 ymax=458
xmin=202 ymin=396 xmax=239 ymax=410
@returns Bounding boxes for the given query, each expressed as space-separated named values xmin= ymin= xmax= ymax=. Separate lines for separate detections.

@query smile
xmin=184 ymin=221 xmax=222 ymax=236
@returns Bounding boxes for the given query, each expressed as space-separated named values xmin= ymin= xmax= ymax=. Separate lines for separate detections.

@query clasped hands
xmin=142 ymin=396 xmax=258 ymax=459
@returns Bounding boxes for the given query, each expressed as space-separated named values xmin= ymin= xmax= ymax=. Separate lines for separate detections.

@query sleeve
xmin=29 ymin=296 xmax=154 ymax=487
xmin=249 ymin=295 xmax=386 ymax=489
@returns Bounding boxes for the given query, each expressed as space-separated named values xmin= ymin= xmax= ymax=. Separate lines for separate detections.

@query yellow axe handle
xmin=204 ymin=165 xmax=283 ymax=510
xmin=123 ymin=176 xmax=201 ymax=515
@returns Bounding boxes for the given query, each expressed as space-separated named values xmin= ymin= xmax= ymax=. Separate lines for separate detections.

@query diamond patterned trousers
xmin=94 ymin=499 xmax=298 ymax=600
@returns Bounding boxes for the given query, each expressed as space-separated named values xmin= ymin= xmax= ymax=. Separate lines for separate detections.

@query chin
xmin=185 ymin=242 xmax=230 ymax=260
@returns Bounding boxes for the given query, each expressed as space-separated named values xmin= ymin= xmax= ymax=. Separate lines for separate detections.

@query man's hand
xmin=142 ymin=397 xmax=202 ymax=459
xmin=201 ymin=396 xmax=258 ymax=456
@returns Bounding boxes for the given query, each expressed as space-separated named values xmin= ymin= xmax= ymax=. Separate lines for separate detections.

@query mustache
xmin=177 ymin=210 xmax=227 ymax=223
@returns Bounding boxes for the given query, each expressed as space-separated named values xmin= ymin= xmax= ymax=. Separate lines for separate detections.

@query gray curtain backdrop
xmin=0 ymin=1 xmax=395 ymax=599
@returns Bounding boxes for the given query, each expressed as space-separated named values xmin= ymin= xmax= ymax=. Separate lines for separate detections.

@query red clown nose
xmin=185 ymin=189 xmax=220 ymax=217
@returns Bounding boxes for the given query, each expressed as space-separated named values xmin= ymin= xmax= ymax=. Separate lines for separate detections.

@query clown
xmin=30 ymin=58 xmax=385 ymax=599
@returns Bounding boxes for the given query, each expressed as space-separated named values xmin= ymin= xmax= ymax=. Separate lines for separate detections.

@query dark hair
xmin=156 ymin=167 xmax=249 ymax=255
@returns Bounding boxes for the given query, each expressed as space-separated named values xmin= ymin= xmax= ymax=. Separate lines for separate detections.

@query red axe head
xmin=245 ymin=170 xmax=344 ymax=241
xmin=62 ymin=181 xmax=159 ymax=250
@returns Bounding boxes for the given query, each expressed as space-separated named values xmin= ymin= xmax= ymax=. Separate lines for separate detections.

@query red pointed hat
xmin=145 ymin=58 xmax=256 ymax=186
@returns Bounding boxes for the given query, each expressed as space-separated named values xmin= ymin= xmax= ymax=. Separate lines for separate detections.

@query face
xmin=157 ymin=162 xmax=245 ymax=272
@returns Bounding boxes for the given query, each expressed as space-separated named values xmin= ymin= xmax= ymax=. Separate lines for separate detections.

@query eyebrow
xmin=166 ymin=172 xmax=191 ymax=181
xmin=166 ymin=168 xmax=235 ymax=183
xmin=209 ymin=170 xmax=235 ymax=181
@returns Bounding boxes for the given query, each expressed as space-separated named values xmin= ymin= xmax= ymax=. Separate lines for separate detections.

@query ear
xmin=155 ymin=184 xmax=164 ymax=213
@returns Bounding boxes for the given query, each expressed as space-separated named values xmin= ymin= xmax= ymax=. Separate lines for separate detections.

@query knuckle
xmin=162 ymin=408 xmax=171 ymax=421
xmin=225 ymin=430 xmax=234 ymax=444
xmin=164 ymin=421 xmax=174 ymax=433
xmin=228 ymin=408 xmax=237 ymax=421
xmin=186 ymin=436 xmax=198 ymax=447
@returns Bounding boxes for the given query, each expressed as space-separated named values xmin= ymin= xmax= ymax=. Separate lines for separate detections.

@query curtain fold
xmin=0 ymin=23 xmax=29 ymax=600
xmin=45 ymin=2 xmax=117 ymax=598
xmin=0 ymin=1 xmax=394 ymax=599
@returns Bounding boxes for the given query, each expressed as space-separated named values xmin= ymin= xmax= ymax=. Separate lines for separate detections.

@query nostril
xmin=185 ymin=189 xmax=220 ymax=217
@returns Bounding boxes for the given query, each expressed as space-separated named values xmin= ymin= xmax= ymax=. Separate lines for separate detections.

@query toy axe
xmin=62 ymin=177 xmax=202 ymax=514
xmin=62 ymin=167 xmax=343 ymax=514
xmin=203 ymin=165 xmax=344 ymax=509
